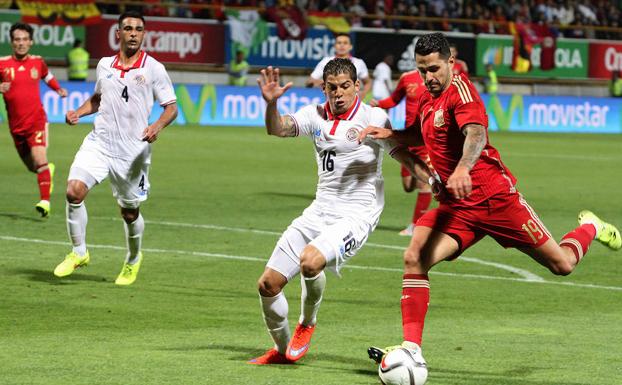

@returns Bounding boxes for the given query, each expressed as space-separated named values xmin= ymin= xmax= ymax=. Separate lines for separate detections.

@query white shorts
xmin=266 ymin=201 xmax=379 ymax=281
xmin=68 ymin=140 xmax=150 ymax=209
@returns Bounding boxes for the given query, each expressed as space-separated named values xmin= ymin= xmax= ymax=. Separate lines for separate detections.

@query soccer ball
xmin=378 ymin=347 xmax=428 ymax=385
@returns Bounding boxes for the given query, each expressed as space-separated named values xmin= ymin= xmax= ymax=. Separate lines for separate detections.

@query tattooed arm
xmin=446 ymin=123 xmax=487 ymax=199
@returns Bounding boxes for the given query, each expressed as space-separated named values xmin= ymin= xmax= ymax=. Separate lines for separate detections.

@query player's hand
xmin=65 ymin=110 xmax=80 ymax=125
xmin=257 ymin=66 xmax=292 ymax=103
xmin=369 ymin=99 xmax=379 ymax=107
xmin=358 ymin=125 xmax=393 ymax=143
xmin=446 ymin=165 xmax=472 ymax=199
xmin=57 ymin=88 xmax=68 ymax=97
xmin=0 ymin=82 xmax=10 ymax=93
xmin=142 ymin=124 xmax=162 ymax=143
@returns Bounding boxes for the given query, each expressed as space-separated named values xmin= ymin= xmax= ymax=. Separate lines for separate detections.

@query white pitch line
xmin=94 ymin=216 xmax=543 ymax=282
xmin=1 ymin=235 xmax=621 ymax=292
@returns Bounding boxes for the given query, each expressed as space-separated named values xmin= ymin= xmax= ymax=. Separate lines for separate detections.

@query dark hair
xmin=73 ymin=39 xmax=82 ymax=48
xmin=323 ymin=58 xmax=357 ymax=82
xmin=118 ymin=11 xmax=145 ymax=28
xmin=334 ymin=33 xmax=351 ymax=42
xmin=10 ymin=23 xmax=33 ymax=41
xmin=415 ymin=32 xmax=451 ymax=60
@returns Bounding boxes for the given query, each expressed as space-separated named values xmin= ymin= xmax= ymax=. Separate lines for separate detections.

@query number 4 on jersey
xmin=121 ymin=86 xmax=129 ymax=102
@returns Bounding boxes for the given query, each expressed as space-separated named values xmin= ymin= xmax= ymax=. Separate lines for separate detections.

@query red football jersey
xmin=0 ymin=55 xmax=55 ymax=132
xmin=416 ymin=74 xmax=516 ymax=206
xmin=452 ymin=60 xmax=469 ymax=77
xmin=377 ymin=70 xmax=424 ymax=129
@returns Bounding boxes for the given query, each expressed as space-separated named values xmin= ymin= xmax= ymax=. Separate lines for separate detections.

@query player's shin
xmin=36 ymin=163 xmax=51 ymax=201
xmin=401 ymin=274 xmax=430 ymax=346
xmin=559 ymin=224 xmax=597 ymax=265
xmin=260 ymin=291 xmax=291 ymax=354
xmin=124 ymin=214 xmax=144 ymax=264
xmin=66 ymin=201 xmax=88 ymax=256
xmin=299 ymin=271 xmax=326 ymax=326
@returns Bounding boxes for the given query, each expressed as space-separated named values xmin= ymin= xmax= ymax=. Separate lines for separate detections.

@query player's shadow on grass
xmin=375 ymin=224 xmax=410 ymax=233
xmin=429 ymin=366 xmax=589 ymax=385
xmin=13 ymin=268 xmax=108 ymax=284
xmin=0 ymin=212 xmax=45 ymax=222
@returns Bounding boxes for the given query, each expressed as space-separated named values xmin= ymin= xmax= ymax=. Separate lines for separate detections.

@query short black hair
xmin=118 ymin=11 xmax=145 ymax=28
xmin=334 ymin=33 xmax=351 ymax=42
xmin=323 ymin=58 xmax=357 ymax=82
xmin=73 ymin=39 xmax=82 ymax=48
xmin=10 ymin=23 xmax=33 ymax=41
xmin=415 ymin=32 xmax=451 ymax=60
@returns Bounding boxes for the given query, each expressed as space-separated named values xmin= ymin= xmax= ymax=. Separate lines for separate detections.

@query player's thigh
xmin=109 ymin=158 xmax=150 ymax=209
xmin=406 ymin=224 xmax=461 ymax=271
xmin=267 ymin=223 xmax=317 ymax=282
xmin=68 ymin=143 xmax=110 ymax=190
xmin=518 ymin=239 xmax=573 ymax=275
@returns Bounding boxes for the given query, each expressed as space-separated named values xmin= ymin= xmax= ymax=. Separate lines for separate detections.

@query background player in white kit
xmin=53 ymin=11 xmax=178 ymax=285
xmin=305 ymin=33 xmax=371 ymax=99
xmin=249 ymin=59 xmax=433 ymax=365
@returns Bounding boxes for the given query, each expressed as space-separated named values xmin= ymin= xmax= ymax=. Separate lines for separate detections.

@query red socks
xmin=36 ymin=163 xmax=51 ymax=201
xmin=401 ymin=274 xmax=430 ymax=346
xmin=559 ymin=224 xmax=596 ymax=264
xmin=412 ymin=192 xmax=432 ymax=224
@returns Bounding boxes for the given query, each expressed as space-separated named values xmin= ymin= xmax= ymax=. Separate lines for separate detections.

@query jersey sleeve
xmin=310 ymin=58 xmax=328 ymax=80
xmin=152 ymin=62 xmax=177 ymax=106
xmin=451 ymin=75 xmax=487 ymax=130
xmin=94 ymin=60 xmax=105 ymax=95
xmin=289 ymin=104 xmax=318 ymax=138
xmin=39 ymin=59 xmax=49 ymax=79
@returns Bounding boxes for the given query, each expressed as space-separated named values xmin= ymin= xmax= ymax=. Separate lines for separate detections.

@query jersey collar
xmin=324 ymin=95 xmax=361 ymax=121
xmin=111 ymin=51 xmax=147 ymax=74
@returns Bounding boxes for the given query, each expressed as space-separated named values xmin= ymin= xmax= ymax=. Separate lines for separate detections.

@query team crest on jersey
xmin=134 ymin=74 xmax=146 ymax=85
xmin=434 ymin=109 xmax=445 ymax=127
xmin=30 ymin=67 xmax=38 ymax=79
xmin=345 ymin=127 xmax=359 ymax=142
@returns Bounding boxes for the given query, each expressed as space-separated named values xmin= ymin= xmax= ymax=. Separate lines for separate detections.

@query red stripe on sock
xmin=401 ymin=274 xmax=429 ymax=346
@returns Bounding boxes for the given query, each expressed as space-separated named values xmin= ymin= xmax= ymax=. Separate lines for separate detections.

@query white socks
xmin=66 ymin=201 xmax=88 ymax=256
xmin=124 ymin=214 xmax=144 ymax=264
xmin=260 ymin=291 xmax=290 ymax=354
xmin=299 ymin=271 xmax=326 ymax=326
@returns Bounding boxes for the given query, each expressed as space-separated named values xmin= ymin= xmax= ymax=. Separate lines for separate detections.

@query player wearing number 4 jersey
xmin=249 ymin=59 xmax=434 ymax=365
xmin=360 ymin=32 xmax=621 ymax=375
xmin=53 ymin=11 xmax=177 ymax=285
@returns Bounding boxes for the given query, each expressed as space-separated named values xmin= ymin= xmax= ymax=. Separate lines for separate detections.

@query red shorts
xmin=416 ymin=191 xmax=552 ymax=258
xmin=10 ymin=121 xmax=48 ymax=158
xmin=401 ymin=145 xmax=428 ymax=177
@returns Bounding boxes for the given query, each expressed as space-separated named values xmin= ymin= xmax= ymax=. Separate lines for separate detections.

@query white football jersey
xmin=289 ymin=97 xmax=397 ymax=221
xmin=310 ymin=56 xmax=369 ymax=81
xmin=86 ymin=51 xmax=176 ymax=160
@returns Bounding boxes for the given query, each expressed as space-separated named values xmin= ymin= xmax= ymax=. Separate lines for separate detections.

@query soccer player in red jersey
xmin=0 ymin=23 xmax=68 ymax=217
xmin=361 ymin=32 xmax=621 ymax=372
xmin=449 ymin=44 xmax=469 ymax=77
xmin=371 ymin=70 xmax=432 ymax=236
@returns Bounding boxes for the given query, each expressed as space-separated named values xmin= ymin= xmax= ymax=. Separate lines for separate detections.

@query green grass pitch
xmin=0 ymin=124 xmax=621 ymax=384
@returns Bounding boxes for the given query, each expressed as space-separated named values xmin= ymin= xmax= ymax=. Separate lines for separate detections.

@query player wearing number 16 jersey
xmin=249 ymin=59 xmax=434 ymax=365
xmin=53 ymin=11 xmax=177 ymax=285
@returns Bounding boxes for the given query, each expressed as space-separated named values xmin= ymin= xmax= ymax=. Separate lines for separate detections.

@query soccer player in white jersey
xmin=249 ymin=58 xmax=434 ymax=365
xmin=53 ymin=11 xmax=178 ymax=285
xmin=306 ymin=33 xmax=371 ymax=99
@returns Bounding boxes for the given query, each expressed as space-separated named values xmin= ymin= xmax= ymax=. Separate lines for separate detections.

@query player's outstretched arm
xmin=358 ymin=125 xmax=423 ymax=146
xmin=446 ymin=123 xmax=487 ymax=199
xmin=142 ymin=102 xmax=178 ymax=143
xmin=66 ymin=93 xmax=101 ymax=125
xmin=257 ymin=66 xmax=295 ymax=137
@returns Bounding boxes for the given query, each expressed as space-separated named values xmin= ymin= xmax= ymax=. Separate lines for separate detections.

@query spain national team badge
xmin=346 ymin=127 xmax=358 ymax=142
xmin=434 ymin=108 xmax=445 ymax=127
xmin=30 ymin=67 xmax=38 ymax=79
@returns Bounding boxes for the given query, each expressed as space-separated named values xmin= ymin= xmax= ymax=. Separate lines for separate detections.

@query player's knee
xmin=300 ymin=246 xmax=326 ymax=278
xmin=550 ymin=260 xmax=574 ymax=276
xmin=66 ymin=184 xmax=86 ymax=204
xmin=403 ymin=245 xmax=423 ymax=270
xmin=257 ymin=277 xmax=282 ymax=297
xmin=121 ymin=209 xmax=139 ymax=224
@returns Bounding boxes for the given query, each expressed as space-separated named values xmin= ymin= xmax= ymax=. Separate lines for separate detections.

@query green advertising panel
xmin=0 ymin=11 xmax=85 ymax=59
xmin=476 ymin=35 xmax=588 ymax=79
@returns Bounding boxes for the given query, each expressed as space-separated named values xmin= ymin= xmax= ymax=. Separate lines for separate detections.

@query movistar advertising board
xmin=477 ymin=35 xmax=588 ymax=79
xmin=225 ymin=24 xmax=335 ymax=68
xmin=0 ymin=10 xmax=85 ymax=59
xmin=483 ymin=94 xmax=621 ymax=133
xmin=1 ymin=83 xmax=619 ymax=133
